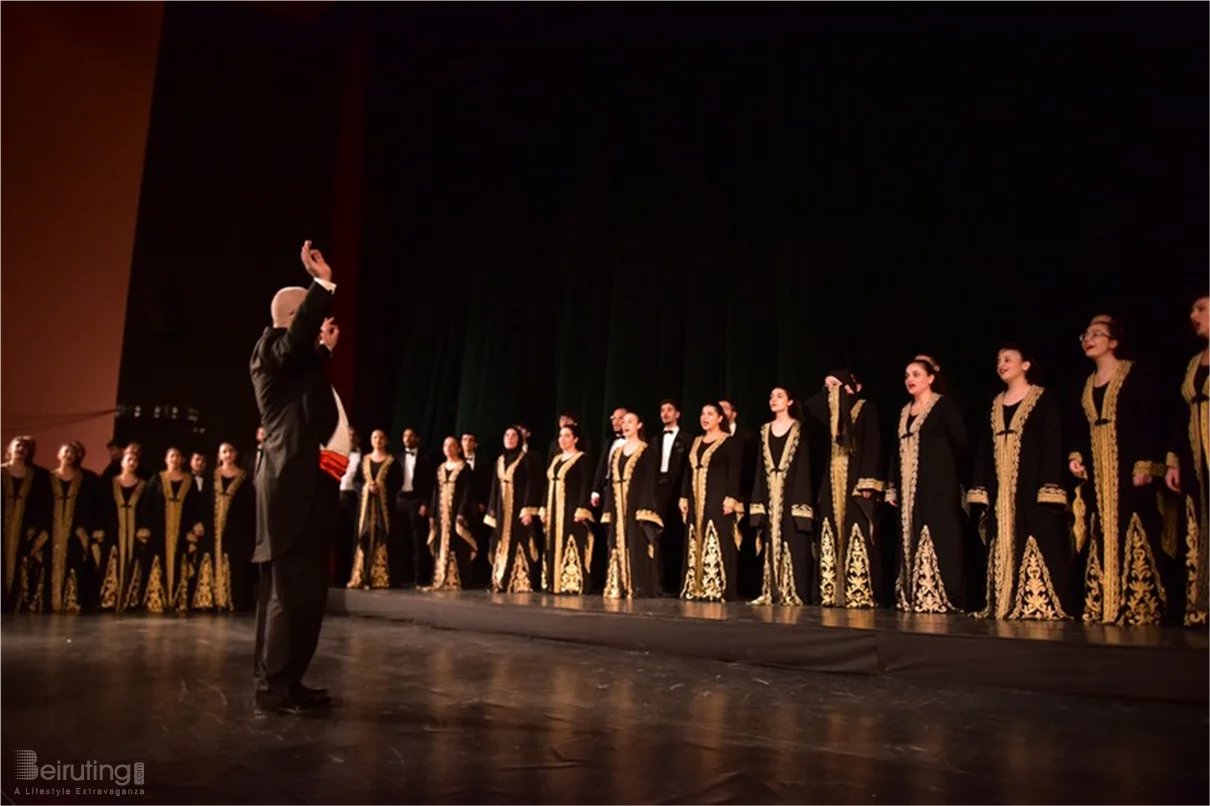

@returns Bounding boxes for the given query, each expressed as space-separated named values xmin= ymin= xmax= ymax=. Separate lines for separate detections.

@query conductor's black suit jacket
xmin=250 ymin=281 xmax=337 ymax=563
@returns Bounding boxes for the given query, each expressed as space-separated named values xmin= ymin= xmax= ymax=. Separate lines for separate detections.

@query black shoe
xmin=253 ymin=695 xmax=304 ymax=718
xmin=290 ymin=684 xmax=333 ymax=709
xmin=294 ymin=683 xmax=329 ymax=698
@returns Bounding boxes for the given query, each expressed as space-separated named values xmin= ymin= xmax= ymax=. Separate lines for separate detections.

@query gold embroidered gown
xmin=1168 ymin=357 xmax=1208 ymax=627
xmin=1071 ymin=361 xmax=1167 ymax=625
xmin=191 ymin=468 xmax=254 ymax=611
xmin=540 ymin=451 xmax=594 ymax=595
xmin=968 ymin=387 xmax=1071 ymax=620
xmin=485 ymin=449 xmax=543 ymax=593
xmin=348 ymin=455 xmax=401 ymax=590
xmin=749 ymin=420 xmax=815 ymax=605
xmin=887 ymin=394 xmax=968 ymax=613
xmin=21 ymin=470 xmax=101 ymax=614
xmin=679 ymin=435 xmax=742 ymax=601
xmin=427 ymin=462 xmax=478 ymax=591
xmin=805 ymin=387 xmax=883 ymax=608
xmin=2 ymin=463 xmax=48 ymax=612
xmin=97 ymin=477 xmax=152 ymax=613
xmin=601 ymin=443 xmax=663 ymax=599
xmin=146 ymin=472 xmax=205 ymax=614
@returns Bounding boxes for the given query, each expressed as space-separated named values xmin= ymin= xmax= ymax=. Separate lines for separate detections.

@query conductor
xmin=250 ymin=241 xmax=349 ymax=715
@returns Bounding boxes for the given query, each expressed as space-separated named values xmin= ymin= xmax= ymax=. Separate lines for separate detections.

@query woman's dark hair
xmin=1089 ymin=313 xmax=1128 ymax=357
xmin=444 ymin=435 xmax=465 ymax=458
xmin=771 ymin=386 xmax=805 ymax=421
xmin=998 ymin=342 xmax=1040 ymax=384
xmin=559 ymin=422 xmax=582 ymax=447
xmin=907 ymin=359 xmax=948 ymax=395
xmin=701 ymin=401 xmax=727 ymax=426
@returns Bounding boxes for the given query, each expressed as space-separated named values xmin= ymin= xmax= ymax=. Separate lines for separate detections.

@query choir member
xmin=749 ymin=387 xmax=815 ymax=605
xmin=462 ymin=431 xmax=492 ymax=588
xmin=3 ymin=436 xmax=47 ymax=612
xmin=967 ymin=346 xmax=1071 ymax=620
xmin=591 ymin=407 xmax=629 ymax=509
xmin=678 ymin=403 xmax=742 ymax=601
xmin=485 ymin=426 xmax=543 ymax=593
xmin=426 ymin=437 xmax=478 ymax=591
xmin=887 ymin=360 xmax=968 ymax=613
xmin=601 ymin=411 xmax=663 ymax=598
xmin=347 ymin=429 xmax=402 ymax=590
xmin=337 ymin=428 xmax=362 ymax=586
xmin=97 ymin=448 xmax=152 ymax=613
xmin=100 ymin=440 xmax=124 ymax=482
xmin=546 ymin=413 xmax=586 ymax=466
xmin=146 ymin=446 xmax=205 ymax=614
xmin=540 ymin=424 xmax=594 ymax=594
xmin=22 ymin=441 xmax=99 ymax=613
xmin=1165 ymin=293 xmax=1209 ymax=627
xmin=397 ymin=428 xmax=434 ymax=587
xmin=1070 ymin=315 xmax=1167 ymax=625
xmin=654 ymin=400 xmax=692 ymax=595
xmin=720 ymin=399 xmax=761 ymax=598
xmin=805 ymin=371 xmax=883 ymax=609
xmin=192 ymin=443 xmax=254 ymax=611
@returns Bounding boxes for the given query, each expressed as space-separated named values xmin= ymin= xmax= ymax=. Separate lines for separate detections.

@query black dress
xmin=806 ymin=388 xmax=883 ymax=608
xmin=97 ymin=477 xmax=153 ymax=613
xmin=1072 ymin=361 xmax=1167 ymax=625
xmin=485 ymin=450 xmax=544 ymax=593
xmin=601 ymin=443 xmax=663 ymax=599
xmin=541 ymin=451 xmax=594 ymax=595
xmin=679 ymin=435 xmax=742 ymax=601
xmin=887 ymin=394 xmax=968 ymax=613
xmin=191 ymin=468 xmax=254 ymax=611
xmin=1168 ymin=356 xmax=1209 ymax=627
xmin=749 ymin=420 xmax=815 ymax=606
xmin=348 ymin=456 xmax=402 ymax=590
xmin=145 ymin=473 xmax=204 ymax=614
xmin=969 ymin=387 xmax=1071 ymax=620
xmin=3 ymin=463 xmax=48 ymax=612
xmin=427 ymin=462 xmax=478 ymax=591
xmin=25 ymin=470 xmax=101 ymax=613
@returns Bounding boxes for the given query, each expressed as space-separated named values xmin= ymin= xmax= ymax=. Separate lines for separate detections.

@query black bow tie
xmin=406 ymin=450 xmax=417 ymax=456
xmin=664 ymin=429 xmax=675 ymax=435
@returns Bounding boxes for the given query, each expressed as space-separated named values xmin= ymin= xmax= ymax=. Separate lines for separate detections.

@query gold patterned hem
xmin=1006 ymin=536 xmax=1068 ymax=620
xmin=854 ymin=478 xmax=885 ymax=493
xmin=1119 ymin=513 xmax=1165 ymax=626
xmin=1082 ymin=538 xmax=1105 ymax=623
xmin=143 ymin=557 xmax=167 ymax=615
xmin=370 ymin=542 xmax=390 ymax=588
xmin=906 ymin=526 xmax=956 ymax=614
xmin=966 ymin=488 xmax=989 ymax=506
xmin=192 ymin=554 xmax=216 ymax=610
xmin=603 ymin=548 xmax=627 ymax=599
xmin=844 ymin=524 xmax=876 ymax=608
xmin=635 ymin=509 xmax=663 ymax=528
xmin=1037 ymin=485 xmax=1067 ymax=506
xmin=1186 ymin=495 xmax=1207 ymax=627
xmin=818 ymin=519 xmax=837 ymax=606
xmin=681 ymin=522 xmax=726 ymax=602
xmin=557 ymin=536 xmax=585 ymax=595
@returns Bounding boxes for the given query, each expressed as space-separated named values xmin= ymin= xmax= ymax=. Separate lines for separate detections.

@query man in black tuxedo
xmin=461 ymin=432 xmax=491 ymax=587
xmin=720 ymin=398 xmax=761 ymax=598
xmin=250 ymin=240 xmax=347 ymax=715
xmin=654 ymin=399 xmax=692 ymax=595
xmin=395 ymin=428 xmax=434 ymax=587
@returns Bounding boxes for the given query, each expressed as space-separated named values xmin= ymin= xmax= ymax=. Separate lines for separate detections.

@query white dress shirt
xmin=660 ymin=425 xmax=679 ymax=473
xmin=193 ymin=474 xmax=205 ymax=493
xmin=340 ymin=450 xmax=361 ymax=491
xmin=402 ymin=449 xmax=418 ymax=492
xmin=466 ymin=454 xmax=476 ymax=471
xmin=728 ymin=421 xmax=737 ymax=436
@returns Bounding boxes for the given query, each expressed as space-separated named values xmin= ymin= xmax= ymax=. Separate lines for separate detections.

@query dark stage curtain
xmin=354 ymin=6 xmax=1205 ymax=455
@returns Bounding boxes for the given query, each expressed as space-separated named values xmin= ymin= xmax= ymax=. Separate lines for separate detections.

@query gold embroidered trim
xmin=1082 ymin=536 xmax=1104 ymax=623
xmin=1072 ymin=484 xmax=1088 ymax=554
xmin=1006 ymin=536 xmax=1068 ymax=620
xmin=574 ymin=507 xmax=595 ymax=523
xmin=723 ymin=497 xmax=743 ymax=514
xmin=211 ymin=467 xmax=245 ymax=608
xmin=1131 ymin=460 xmax=1155 ymax=478
xmin=790 ymin=504 xmax=812 ymax=519
xmin=1166 ymin=451 xmax=1180 ymax=470
xmin=854 ymin=478 xmax=885 ymax=493
xmin=1186 ymin=494 xmax=1207 ymax=627
xmin=430 ymin=463 xmax=468 ymax=590
xmin=907 ymin=525 xmax=954 ymax=613
xmin=1181 ymin=352 xmax=1209 ymax=498
xmin=48 ymin=471 xmax=83 ymax=613
xmin=755 ymin=421 xmax=804 ymax=605
xmin=604 ymin=443 xmax=648 ymax=598
xmin=967 ymin=488 xmax=990 ymax=506
xmin=988 ymin=386 xmax=1045 ymax=619
xmin=1119 ymin=513 xmax=1165 ymax=625
xmin=192 ymin=554 xmax=215 ymax=610
xmin=357 ymin=455 xmax=394 ymax=539
xmin=685 ymin=435 xmax=728 ymax=598
xmin=544 ymin=451 xmax=585 ymax=594
xmin=482 ymin=514 xmax=498 ymax=529
xmin=2 ymin=467 xmax=33 ymax=598
xmin=491 ymin=452 xmax=528 ymax=591
xmin=599 ymin=513 xmax=611 ymax=525
xmin=558 ymin=535 xmax=585 ymax=595
xmin=1037 ymin=485 xmax=1067 ymax=505
xmin=1081 ymin=361 xmax=1132 ymax=619
xmin=895 ymin=393 xmax=940 ymax=604
xmin=749 ymin=503 xmax=766 ymax=516
xmin=843 ymin=523 xmax=876 ymax=608
xmin=818 ymin=519 xmax=837 ymax=606
xmin=635 ymin=509 xmax=663 ymax=527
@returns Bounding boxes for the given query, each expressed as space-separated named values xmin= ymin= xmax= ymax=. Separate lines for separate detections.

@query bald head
xmin=271 ymin=287 xmax=308 ymax=328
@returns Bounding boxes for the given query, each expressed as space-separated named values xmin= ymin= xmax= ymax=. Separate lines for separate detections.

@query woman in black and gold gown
xmin=1070 ymin=315 xmax=1166 ymax=625
xmin=805 ymin=371 xmax=883 ymax=609
xmin=750 ymin=387 xmax=815 ymax=606
xmin=427 ymin=437 xmax=478 ymax=591
xmin=968 ymin=346 xmax=1071 ymax=620
xmin=485 ymin=426 xmax=543 ymax=593
xmin=3 ymin=436 xmax=48 ymax=612
xmin=540 ymin=424 xmax=594 ymax=595
xmin=191 ymin=443 xmax=254 ymax=611
xmin=679 ymin=403 xmax=742 ymax=601
xmin=1165 ymin=294 xmax=1209 ymax=627
xmin=602 ymin=411 xmax=663 ymax=599
xmin=22 ymin=441 xmax=100 ymax=613
xmin=146 ymin=447 xmax=205 ymax=614
xmin=348 ymin=429 xmax=402 ymax=590
xmin=98 ymin=448 xmax=153 ymax=613
xmin=887 ymin=360 xmax=968 ymax=613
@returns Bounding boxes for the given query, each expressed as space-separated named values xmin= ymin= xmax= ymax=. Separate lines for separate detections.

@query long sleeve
xmin=789 ymin=433 xmax=814 ymax=534
xmin=679 ymin=448 xmax=693 ymax=512
xmin=266 ymin=282 xmax=334 ymax=371
xmin=428 ymin=469 xmax=440 ymax=523
xmin=483 ymin=464 xmax=502 ymax=530
xmin=633 ymin=450 xmax=664 ymax=530
xmin=967 ymin=402 xmax=993 ymax=508
xmin=592 ymin=449 xmax=610 ymax=499
xmin=575 ymin=455 xmax=594 ymax=520
xmin=1068 ymin=376 xmax=1091 ymax=477
xmin=1036 ymin=391 xmax=1068 ymax=506
xmin=749 ymin=430 xmax=769 ymax=528
xmin=853 ymin=401 xmax=883 ymax=495
xmin=804 ymin=389 xmax=830 ymax=428
xmin=723 ymin=437 xmax=742 ymax=513
xmin=520 ymin=460 xmax=544 ymax=517
xmin=886 ymin=415 xmax=902 ymax=508
xmin=1127 ymin=365 xmax=1164 ymax=479
xmin=940 ymin=396 xmax=969 ymax=464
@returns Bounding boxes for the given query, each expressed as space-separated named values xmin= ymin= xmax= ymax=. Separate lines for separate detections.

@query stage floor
xmin=2 ymin=615 xmax=1207 ymax=804
xmin=331 ymin=589 xmax=1209 ymax=704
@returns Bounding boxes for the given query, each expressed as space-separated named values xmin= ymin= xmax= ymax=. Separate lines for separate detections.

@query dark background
xmin=117 ymin=2 xmax=1207 ymax=468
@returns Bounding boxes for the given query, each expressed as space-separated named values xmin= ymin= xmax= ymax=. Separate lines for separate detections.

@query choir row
xmin=3 ymin=304 xmax=1207 ymax=629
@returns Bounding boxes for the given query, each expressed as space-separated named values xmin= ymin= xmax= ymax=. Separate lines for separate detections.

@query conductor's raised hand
xmin=319 ymin=317 xmax=340 ymax=351
xmin=300 ymin=240 xmax=333 ymax=283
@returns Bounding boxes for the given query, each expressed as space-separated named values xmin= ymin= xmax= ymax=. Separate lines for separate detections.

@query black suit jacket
xmin=655 ymin=427 xmax=693 ymax=492
xmin=463 ymin=454 xmax=492 ymax=512
xmin=249 ymin=281 xmax=336 ymax=562
xmin=395 ymin=450 xmax=434 ymax=506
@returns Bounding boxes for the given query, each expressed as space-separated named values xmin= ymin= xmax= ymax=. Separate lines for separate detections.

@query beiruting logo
xmin=13 ymin=750 xmax=144 ymax=786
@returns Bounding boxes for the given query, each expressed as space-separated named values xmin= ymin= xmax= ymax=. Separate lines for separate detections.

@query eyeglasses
xmin=1079 ymin=330 xmax=1111 ymax=342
